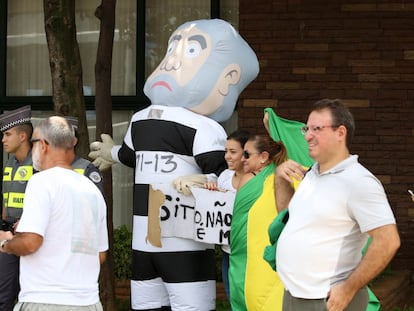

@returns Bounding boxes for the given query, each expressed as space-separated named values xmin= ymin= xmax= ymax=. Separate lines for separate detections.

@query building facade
xmin=1 ymin=0 xmax=413 ymax=272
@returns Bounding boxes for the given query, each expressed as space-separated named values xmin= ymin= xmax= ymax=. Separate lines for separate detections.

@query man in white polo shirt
xmin=274 ymin=99 xmax=400 ymax=311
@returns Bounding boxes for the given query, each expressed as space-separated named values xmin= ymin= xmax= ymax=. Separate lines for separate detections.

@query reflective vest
xmin=2 ymin=154 xmax=101 ymax=221
xmin=71 ymin=156 xmax=103 ymax=193
xmin=2 ymin=152 xmax=34 ymax=220
xmin=71 ymin=156 xmax=88 ymax=175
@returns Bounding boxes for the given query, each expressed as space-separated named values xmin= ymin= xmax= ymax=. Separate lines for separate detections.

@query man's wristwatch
xmin=0 ymin=239 xmax=9 ymax=249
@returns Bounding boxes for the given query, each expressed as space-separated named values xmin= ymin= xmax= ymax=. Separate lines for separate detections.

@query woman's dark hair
xmin=249 ymin=134 xmax=287 ymax=166
xmin=227 ymin=129 xmax=251 ymax=148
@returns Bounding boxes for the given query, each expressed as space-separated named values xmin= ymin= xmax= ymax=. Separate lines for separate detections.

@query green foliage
xmin=113 ymin=225 xmax=133 ymax=280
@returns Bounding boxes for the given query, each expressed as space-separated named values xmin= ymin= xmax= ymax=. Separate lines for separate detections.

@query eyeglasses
xmin=30 ymin=138 xmax=49 ymax=145
xmin=243 ymin=150 xmax=260 ymax=159
xmin=300 ymin=125 xmax=338 ymax=135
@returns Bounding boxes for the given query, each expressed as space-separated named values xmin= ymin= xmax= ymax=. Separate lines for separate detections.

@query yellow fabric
xmin=3 ymin=167 xmax=12 ymax=181
xmin=73 ymin=168 xmax=85 ymax=175
xmin=291 ymin=170 xmax=305 ymax=190
xmin=3 ymin=166 xmax=33 ymax=182
xmin=245 ymin=173 xmax=283 ymax=310
xmin=11 ymin=166 xmax=33 ymax=181
xmin=6 ymin=192 xmax=24 ymax=208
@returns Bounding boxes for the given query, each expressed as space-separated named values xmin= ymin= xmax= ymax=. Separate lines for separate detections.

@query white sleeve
xmin=348 ymin=175 xmax=396 ymax=233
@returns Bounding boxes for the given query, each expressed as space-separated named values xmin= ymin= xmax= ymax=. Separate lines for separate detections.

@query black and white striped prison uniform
xmin=115 ymin=105 xmax=227 ymax=310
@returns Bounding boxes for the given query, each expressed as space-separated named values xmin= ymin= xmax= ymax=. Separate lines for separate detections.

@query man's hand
xmin=173 ymin=174 xmax=208 ymax=195
xmin=326 ymin=224 xmax=400 ymax=311
xmin=0 ymin=230 xmax=14 ymax=253
xmin=89 ymin=134 xmax=115 ymax=171
xmin=274 ymin=159 xmax=307 ymax=212
xmin=275 ymin=159 xmax=307 ymax=183
xmin=326 ymin=283 xmax=354 ymax=311
xmin=409 ymin=190 xmax=414 ymax=202
xmin=263 ymin=111 xmax=270 ymax=135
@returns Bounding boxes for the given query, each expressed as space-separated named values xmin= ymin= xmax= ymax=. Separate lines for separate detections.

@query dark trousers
xmin=283 ymin=287 xmax=368 ymax=311
xmin=221 ymin=252 xmax=230 ymax=301
xmin=0 ymin=253 xmax=19 ymax=311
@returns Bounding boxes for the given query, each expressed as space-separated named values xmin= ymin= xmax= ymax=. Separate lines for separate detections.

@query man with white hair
xmin=0 ymin=116 xmax=108 ymax=311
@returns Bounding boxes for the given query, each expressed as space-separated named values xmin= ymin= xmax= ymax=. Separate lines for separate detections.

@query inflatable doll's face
xmin=150 ymin=25 xmax=211 ymax=88
xmin=144 ymin=23 xmax=217 ymax=115
xmin=144 ymin=19 xmax=259 ymax=122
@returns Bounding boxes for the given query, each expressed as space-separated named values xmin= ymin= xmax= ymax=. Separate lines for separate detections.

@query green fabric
xmin=364 ymin=237 xmax=381 ymax=311
xmin=367 ymin=287 xmax=381 ymax=311
xmin=264 ymin=107 xmax=314 ymax=167
xmin=229 ymin=163 xmax=274 ymax=311
xmin=262 ymin=108 xmax=312 ymax=273
xmin=263 ymin=209 xmax=289 ymax=271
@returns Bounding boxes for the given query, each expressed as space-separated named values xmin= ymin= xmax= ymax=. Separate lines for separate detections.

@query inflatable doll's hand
xmin=89 ymin=134 xmax=115 ymax=171
xmin=173 ymin=174 xmax=208 ymax=195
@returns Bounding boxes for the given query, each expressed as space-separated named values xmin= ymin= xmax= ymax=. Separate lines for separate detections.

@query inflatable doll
xmin=89 ymin=19 xmax=259 ymax=310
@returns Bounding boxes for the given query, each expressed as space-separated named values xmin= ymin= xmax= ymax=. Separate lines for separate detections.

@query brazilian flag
xmin=264 ymin=107 xmax=314 ymax=167
xmin=229 ymin=108 xmax=380 ymax=311
xmin=229 ymin=162 xmax=283 ymax=310
xmin=229 ymin=108 xmax=311 ymax=310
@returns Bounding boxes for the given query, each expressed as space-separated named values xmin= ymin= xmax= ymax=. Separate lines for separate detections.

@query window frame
xmin=0 ymin=0 xmax=220 ymax=112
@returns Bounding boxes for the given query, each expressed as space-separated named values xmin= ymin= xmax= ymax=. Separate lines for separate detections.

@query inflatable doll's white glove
xmin=89 ymin=134 xmax=115 ymax=171
xmin=173 ymin=174 xmax=208 ymax=196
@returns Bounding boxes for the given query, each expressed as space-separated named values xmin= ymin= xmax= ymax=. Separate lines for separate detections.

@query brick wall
xmin=237 ymin=0 xmax=414 ymax=271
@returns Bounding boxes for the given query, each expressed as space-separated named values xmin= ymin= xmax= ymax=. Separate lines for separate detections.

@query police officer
xmin=65 ymin=116 xmax=103 ymax=193
xmin=0 ymin=105 xmax=33 ymax=311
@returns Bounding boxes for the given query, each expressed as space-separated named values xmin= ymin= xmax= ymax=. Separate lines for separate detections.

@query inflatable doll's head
xmin=144 ymin=19 xmax=259 ymax=122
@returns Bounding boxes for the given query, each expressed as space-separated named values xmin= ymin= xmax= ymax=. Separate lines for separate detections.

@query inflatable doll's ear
xmin=218 ymin=63 xmax=241 ymax=96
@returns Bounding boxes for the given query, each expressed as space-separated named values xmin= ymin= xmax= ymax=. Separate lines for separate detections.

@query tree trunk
xmin=44 ymin=1 xmax=117 ymax=309
xmin=43 ymin=0 xmax=89 ymax=157
xmin=95 ymin=1 xmax=117 ymax=310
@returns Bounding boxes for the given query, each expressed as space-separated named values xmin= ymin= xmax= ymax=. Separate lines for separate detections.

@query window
xmin=4 ymin=0 xmax=238 ymax=103
xmin=6 ymin=0 xmax=137 ymax=97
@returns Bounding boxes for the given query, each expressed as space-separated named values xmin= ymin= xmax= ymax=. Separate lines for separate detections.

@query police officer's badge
xmin=18 ymin=168 xmax=27 ymax=178
xmin=89 ymin=171 xmax=102 ymax=184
